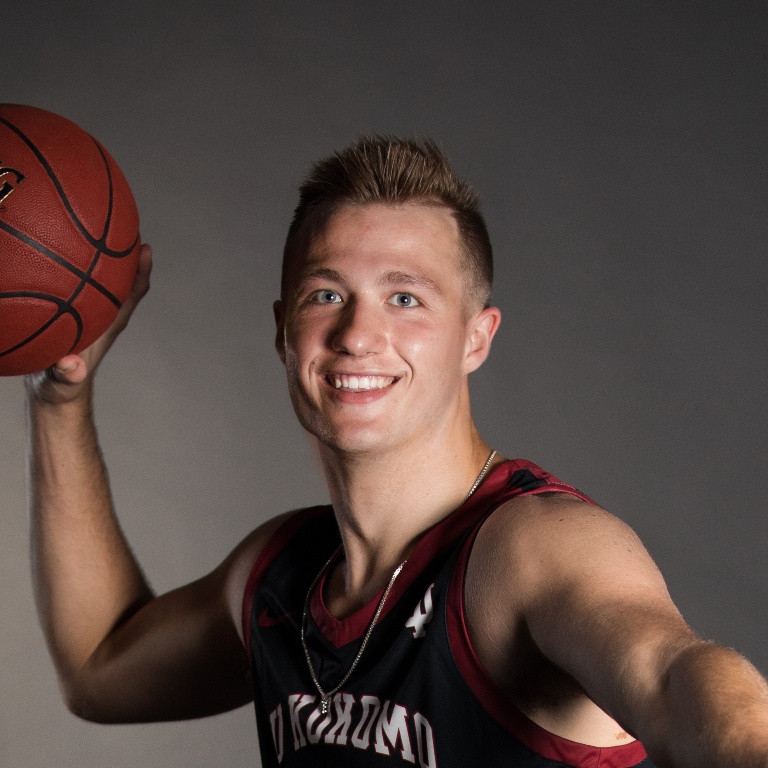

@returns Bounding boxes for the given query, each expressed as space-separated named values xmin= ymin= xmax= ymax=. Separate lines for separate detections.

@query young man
xmin=26 ymin=137 xmax=768 ymax=767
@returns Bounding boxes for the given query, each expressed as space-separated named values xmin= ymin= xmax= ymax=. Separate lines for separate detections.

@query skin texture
xmin=275 ymin=204 xmax=492 ymax=454
xmin=25 ymin=206 xmax=768 ymax=766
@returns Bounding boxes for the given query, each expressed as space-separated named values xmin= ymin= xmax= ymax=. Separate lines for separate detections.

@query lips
xmin=326 ymin=374 xmax=397 ymax=392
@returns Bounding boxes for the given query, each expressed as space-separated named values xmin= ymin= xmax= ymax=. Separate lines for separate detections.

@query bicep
xmin=72 ymin=512 xmax=293 ymax=723
xmin=476 ymin=497 xmax=698 ymax=732
xmin=525 ymin=504 xmax=697 ymax=729
xmin=74 ymin=568 xmax=252 ymax=723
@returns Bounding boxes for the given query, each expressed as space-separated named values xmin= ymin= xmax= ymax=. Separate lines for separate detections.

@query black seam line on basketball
xmin=0 ymin=291 xmax=84 ymax=355
xmin=65 ymin=244 xmax=110 ymax=316
xmin=0 ymin=292 xmax=83 ymax=358
xmin=0 ymin=220 xmax=122 ymax=309
xmin=65 ymin=145 xmax=117 ymax=315
xmin=95 ymin=141 xmax=115 ymax=241
xmin=0 ymin=116 xmax=135 ymax=258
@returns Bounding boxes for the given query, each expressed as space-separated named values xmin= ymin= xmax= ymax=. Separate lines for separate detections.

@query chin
xmin=312 ymin=423 xmax=399 ymax=457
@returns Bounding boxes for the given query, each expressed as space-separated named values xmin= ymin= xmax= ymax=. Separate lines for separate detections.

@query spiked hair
xmin=282 ymin=136 xmax=493 ymax=310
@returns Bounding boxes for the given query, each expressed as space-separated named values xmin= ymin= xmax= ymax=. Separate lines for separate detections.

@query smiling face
xmin=275 ymin=202 xmax=500 ymax=456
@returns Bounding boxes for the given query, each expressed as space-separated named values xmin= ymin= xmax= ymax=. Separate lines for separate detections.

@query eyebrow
xmin=378 ymin=271 xmax=443 ymax=295
xmin=294 ymin=268 xmax=443 ymax=296
xmin=295 ymin=267 xmax=343 ymax=287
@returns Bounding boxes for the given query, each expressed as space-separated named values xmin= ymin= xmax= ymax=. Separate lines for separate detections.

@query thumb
xmin=51 ymin=355 xmax=89 ymax=385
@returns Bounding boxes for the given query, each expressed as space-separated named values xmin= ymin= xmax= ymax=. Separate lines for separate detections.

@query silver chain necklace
xmin=301 ymin=449 xmax=497 ymax=714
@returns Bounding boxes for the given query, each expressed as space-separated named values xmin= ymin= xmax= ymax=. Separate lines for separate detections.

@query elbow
xmin=61 ymin=683 xmax=104 ymax=723
xmin=59 ymin=671 xmax=119 ymax=724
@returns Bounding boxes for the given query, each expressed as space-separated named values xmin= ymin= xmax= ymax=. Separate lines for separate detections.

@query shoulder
xmin=217 ymin=507 xmax=332 ymax=644
xmin=464 ymin=487 xmax=679 ymax=652
xmin=470 ymin=491 xmax=653 ymax=590
xmin=462 ymin=491 xmax=699 ymax=748
xmin=465 ymin=491 xmax=672 ymax=650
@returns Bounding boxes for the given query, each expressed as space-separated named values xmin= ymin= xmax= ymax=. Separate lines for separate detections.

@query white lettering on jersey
xmin=414 ymin=712 xmax=437 ymax=768
xmin=350 ymin=694 xmax=381 ymax=749
xmin=323 ymin=692 xmax=355 ymax=745
xmin=306 ymin=704 xmax=333 ymax=744
xmin=288 ymin=693 xmax=316 ymax=749
xmin=405 ymin=584 xmax=435 ymax=638
xmin=269 ymin=703 xmax=284 ymax=764
xmin=283 ymin=692 xmax=437 ymax=765
xmin=374 ymin=700 xmax=416 ymax=762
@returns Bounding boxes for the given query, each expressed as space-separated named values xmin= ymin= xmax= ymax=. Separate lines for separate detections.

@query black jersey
xmin=243 ymin=459 xmax=654 ymax=768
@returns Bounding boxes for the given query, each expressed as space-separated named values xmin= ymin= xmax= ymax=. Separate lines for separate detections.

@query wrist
xmin=25 ymin=371 xmax=93 ymax=407
xmin=26 ymin=383 xmax=94 ymax=427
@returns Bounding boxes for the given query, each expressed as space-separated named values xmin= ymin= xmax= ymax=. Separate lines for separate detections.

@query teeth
xmin=331 ymin=375 xmax=394 ymax=391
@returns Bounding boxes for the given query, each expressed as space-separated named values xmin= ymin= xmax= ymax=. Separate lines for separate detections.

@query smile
xmin=327 ymin=374 xmax=396 ymax=391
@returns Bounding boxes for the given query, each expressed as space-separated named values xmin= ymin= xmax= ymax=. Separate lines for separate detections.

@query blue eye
xmin=389 ymin=293 xmax=420 ymax=308
xmin=311 ymin=290 xmax=342 ymax=304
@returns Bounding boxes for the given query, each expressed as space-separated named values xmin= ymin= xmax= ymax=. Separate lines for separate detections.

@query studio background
xmin=2 ymin=3 xmax=766 ymax=766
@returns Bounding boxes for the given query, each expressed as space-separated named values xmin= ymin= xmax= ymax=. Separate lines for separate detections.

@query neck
xmin=315 ymin=425 xmax=498 ymax=605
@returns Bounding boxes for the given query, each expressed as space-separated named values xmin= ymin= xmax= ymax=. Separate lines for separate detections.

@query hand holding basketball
xmin=25 ymin=243 xmax=152 ymax=403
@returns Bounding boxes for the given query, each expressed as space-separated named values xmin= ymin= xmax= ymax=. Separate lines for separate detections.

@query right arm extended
xmin=26 ymin=246 xmax=269 ymax=722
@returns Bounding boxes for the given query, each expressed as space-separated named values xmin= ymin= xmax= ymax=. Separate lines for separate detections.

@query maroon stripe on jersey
xmin=308 ymin=459 xmax=561 ymax=648
xmin=310 ymin=546 xmax=376 ymax=647
xmin=306 ymin=459 xmax=595 ymax=649
xmin=242 ymin=506 xmax=331 ymax=656
xmin=446 ymin=494 xmax=649 ymax=768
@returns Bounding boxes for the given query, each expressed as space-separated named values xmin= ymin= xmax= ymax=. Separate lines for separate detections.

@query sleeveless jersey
xmin=243 ymin=459 xmax=654 ymax=768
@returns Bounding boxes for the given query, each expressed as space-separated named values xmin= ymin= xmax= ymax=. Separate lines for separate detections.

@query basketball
xmin=0 ymin=104 xmax=140 ymax=376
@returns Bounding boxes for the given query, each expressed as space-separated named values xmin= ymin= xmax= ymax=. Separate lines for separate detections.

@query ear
xmin=273 ymin=300 xmax=286 ymax=364
xmin=463 ymin=306 xmax=501 ymax=375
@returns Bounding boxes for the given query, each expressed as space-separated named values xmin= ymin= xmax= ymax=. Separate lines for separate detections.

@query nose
xmin=330 ymin=298 xmax=386 ymax=356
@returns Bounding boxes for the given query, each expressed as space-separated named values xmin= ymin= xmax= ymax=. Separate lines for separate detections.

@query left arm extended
xmin=480 ymin=495 xmax=768 ymax=768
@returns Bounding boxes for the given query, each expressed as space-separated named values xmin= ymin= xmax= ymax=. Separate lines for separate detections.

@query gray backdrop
xmin=2 ymin=2 xmax=766 ymax=766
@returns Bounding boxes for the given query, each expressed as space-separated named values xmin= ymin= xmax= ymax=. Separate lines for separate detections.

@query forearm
xmin=643 ymin=641 xmax=768 ymax=768
xmin=17 ymin=249 xmax=246 ymax=722
xmin=27 ymin=389 xmax=153 ymax=692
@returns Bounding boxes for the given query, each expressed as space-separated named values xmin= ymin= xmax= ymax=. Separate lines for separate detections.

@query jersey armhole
xmin=445 ymin=487 xmax=650 ymax=768
xmin=241 ymin=506 xmax=330 ymax=657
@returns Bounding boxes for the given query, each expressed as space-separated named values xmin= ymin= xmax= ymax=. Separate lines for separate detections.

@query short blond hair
xmin=282 ymin=136 xmax=493 ymax=310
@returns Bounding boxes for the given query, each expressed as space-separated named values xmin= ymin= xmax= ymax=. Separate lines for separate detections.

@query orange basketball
xmin=0 ymin=104 xmax=140 ymax=375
